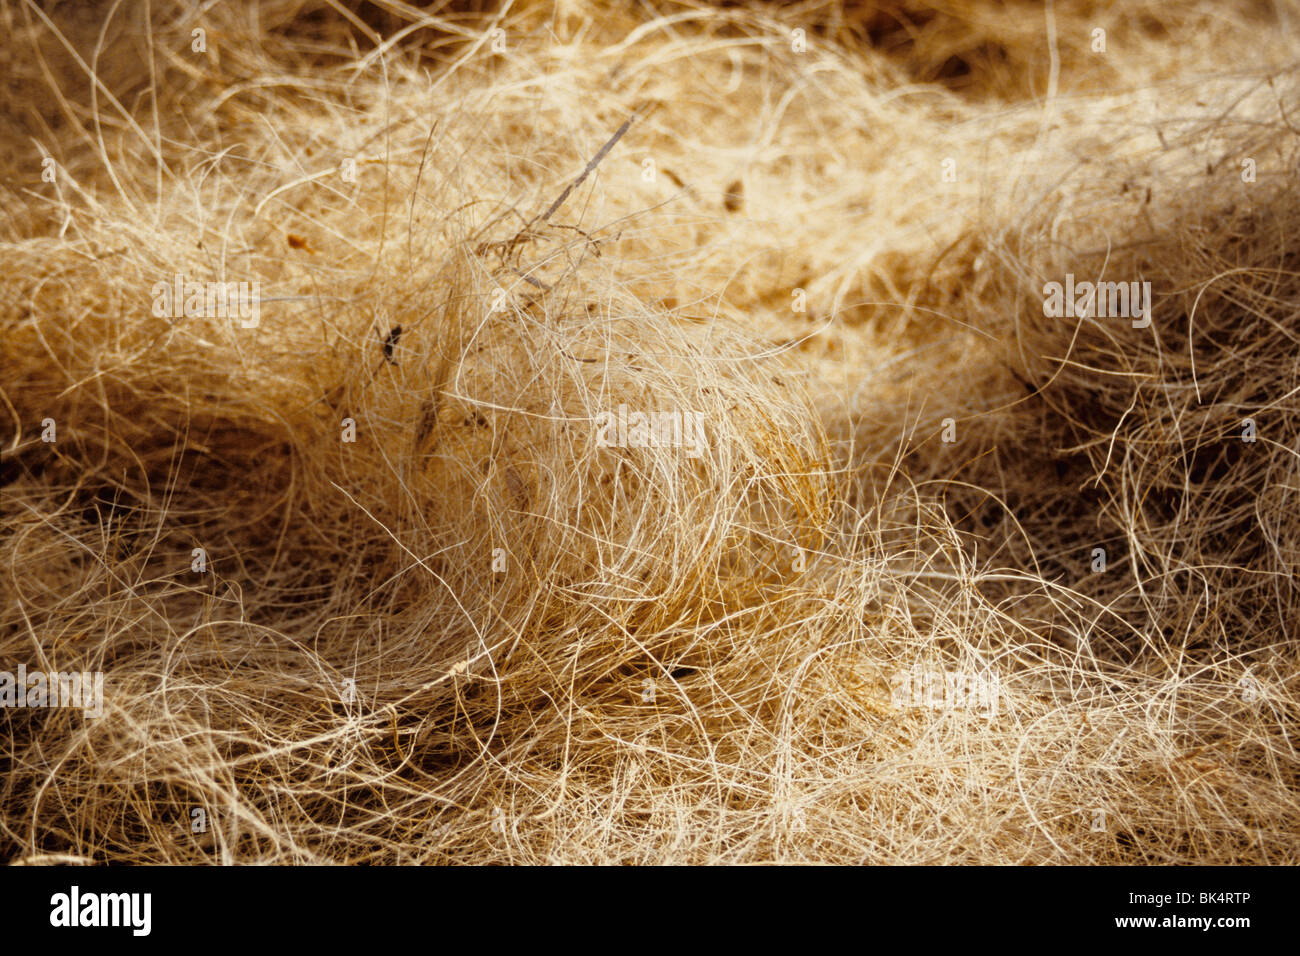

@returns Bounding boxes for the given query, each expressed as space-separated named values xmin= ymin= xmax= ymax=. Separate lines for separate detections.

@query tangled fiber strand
xmin=1 ymin=0 xmax=1298 ymax=863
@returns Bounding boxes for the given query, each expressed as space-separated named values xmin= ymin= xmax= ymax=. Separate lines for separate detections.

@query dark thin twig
xmin=528 ymin=107 xmax=643 ymax=231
